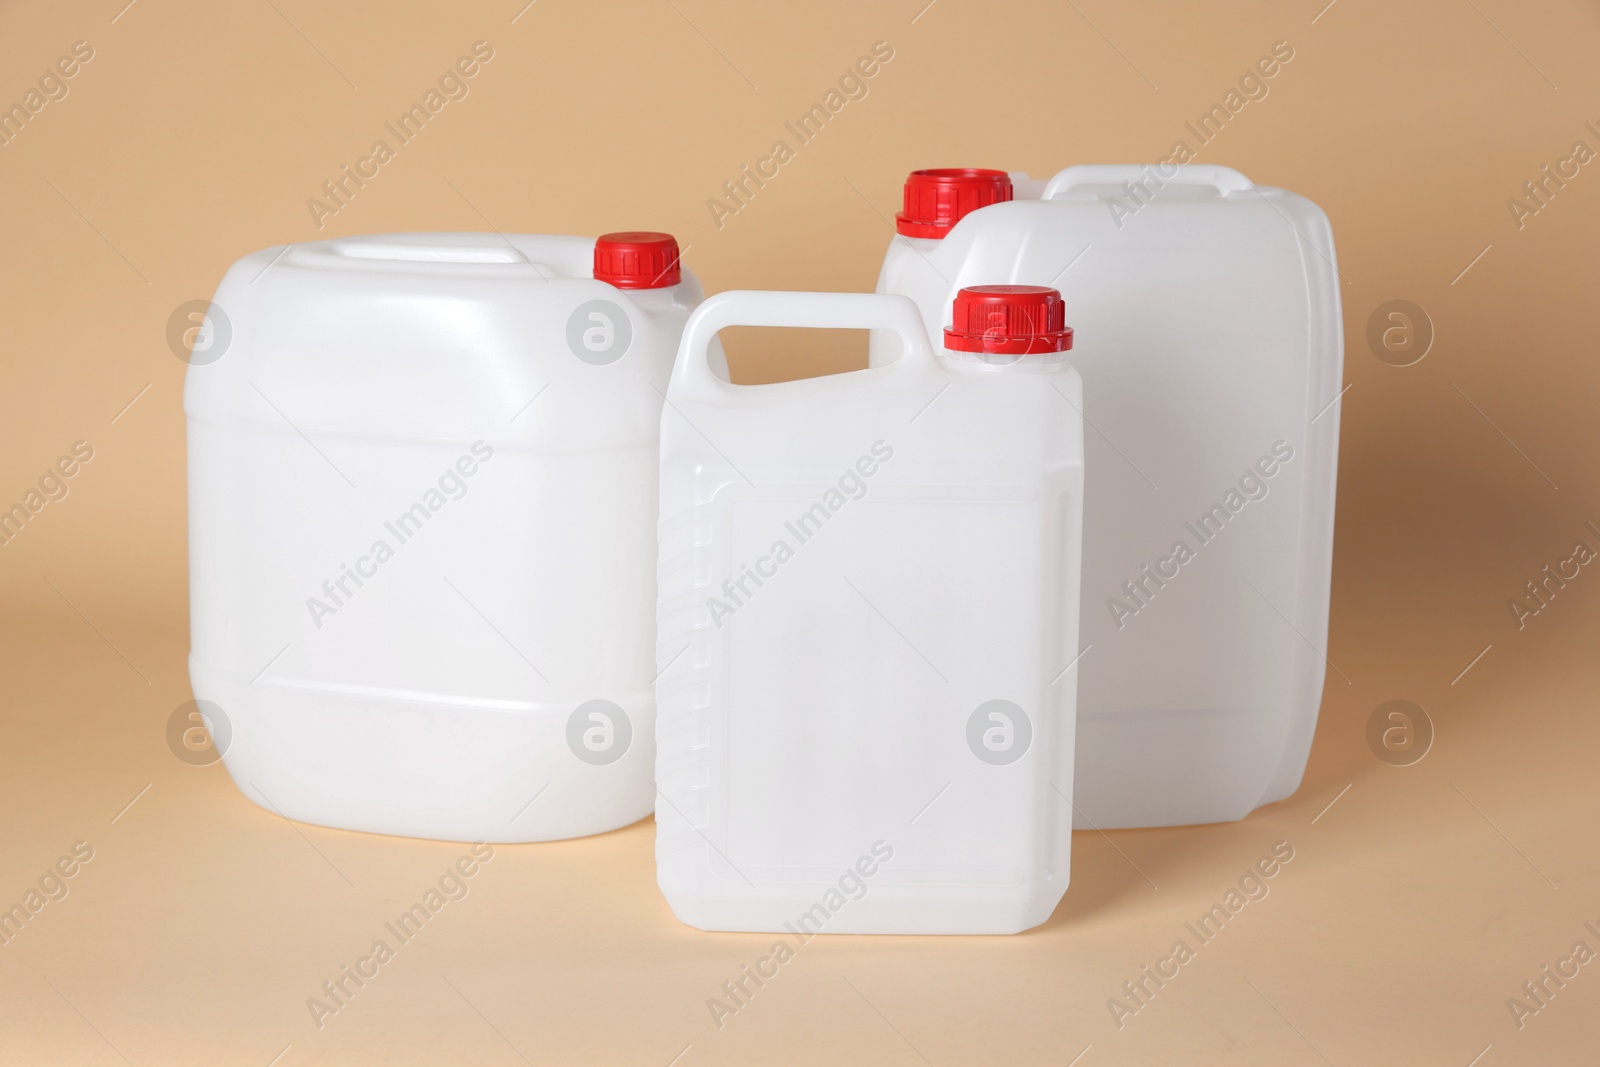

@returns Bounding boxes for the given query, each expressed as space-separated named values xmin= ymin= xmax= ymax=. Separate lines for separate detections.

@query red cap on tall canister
xmin=594 ymin=232 xmax=682 ymax=288
xmin=944 ymin=285 xmax=1073 ymax=355
xmin=896 ymin=169 xmax=1013 ymax=238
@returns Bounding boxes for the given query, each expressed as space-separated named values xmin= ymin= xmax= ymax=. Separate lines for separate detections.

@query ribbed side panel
xmin=654 ymin=497 xmax=718 ymax=862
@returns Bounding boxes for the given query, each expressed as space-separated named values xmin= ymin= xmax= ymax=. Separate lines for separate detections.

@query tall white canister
xmin=873 ymin=165 xmax=1343 ymax=829
xmin=656 ymin=287 xmax=1083 ymax=935
xmin=185 ymin=231 xmax=699 ymax=841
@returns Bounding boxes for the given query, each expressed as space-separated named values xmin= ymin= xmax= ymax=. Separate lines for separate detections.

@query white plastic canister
xmin=873 ymin=165 xmax=1343 ymax=829
xmin=186 ymin=231 xmax=701 ymax=842
xmin=656 ymin=288 xmax=1083 ymax=935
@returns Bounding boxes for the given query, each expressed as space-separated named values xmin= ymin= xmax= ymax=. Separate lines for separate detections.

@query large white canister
xmin=656 ymin=288 xmax=1084 ymax=935
xmin=873 ymin=165 xmax=1343 ymax=829
xmin=186 ymin=231 xmax=700 ymax=841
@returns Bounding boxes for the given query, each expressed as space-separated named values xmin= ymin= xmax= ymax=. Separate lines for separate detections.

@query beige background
xmin=3 ymin=0 xmax=1599 ymax=1062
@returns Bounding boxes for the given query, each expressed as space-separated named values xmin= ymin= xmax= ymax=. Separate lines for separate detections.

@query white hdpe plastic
xmin=873 ymin=164 xmax=1343 ymax=829
xmin=186 ymin=232 xmax=703 ymax=842
xmin=655 ymin=291 xmax=1083 ymax=935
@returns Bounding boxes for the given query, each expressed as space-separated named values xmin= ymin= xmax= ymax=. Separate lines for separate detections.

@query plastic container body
xmin=655 ymin=291 xmax=1084 ymax=935
xmin=873 ymin=165 xmax=1343 ymax=829
xmin=185 ymin=233 xmax=702 ymax=842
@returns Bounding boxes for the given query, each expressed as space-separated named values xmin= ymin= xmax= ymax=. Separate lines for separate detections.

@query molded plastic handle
xmin=1043 ymin=164 xmax=1254 ymax=200
xmin=307 ymin=234 xmax=586 ymax=278
xmin=671 ymin=291 xmax=935 ymax=402
xmin=329 ymin=240 xmax=525 ymax=264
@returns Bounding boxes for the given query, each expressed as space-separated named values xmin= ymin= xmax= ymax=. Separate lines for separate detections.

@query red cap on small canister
xmin=594 ymin=232 xmax=681 ymax=288
xmin=896 ymin=169 xmax=1013 ymax=238
xmin=944 ymin=285 xmax=1073 ymax=355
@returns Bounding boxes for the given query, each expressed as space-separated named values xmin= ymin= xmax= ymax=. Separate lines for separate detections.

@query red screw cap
xmin=594 ymin=232 xmax=681 ymax=289
xmin=896 ymin=169 xmax=1013 ymax=238
xmin=944 ymin=285 xmax=1074 ymax=355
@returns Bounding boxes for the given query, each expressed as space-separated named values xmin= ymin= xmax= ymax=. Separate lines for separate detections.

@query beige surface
xmin=3 ymin=0 xmax=1599 ymax=1062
